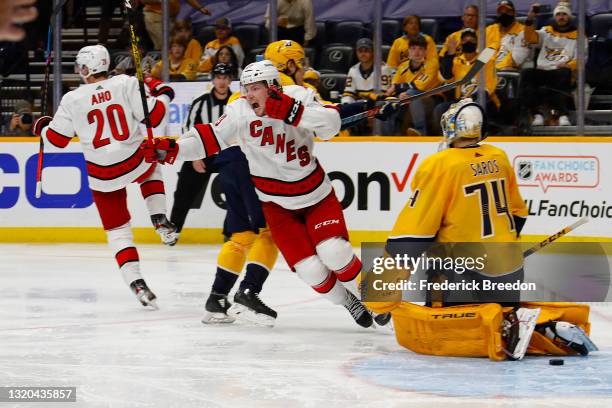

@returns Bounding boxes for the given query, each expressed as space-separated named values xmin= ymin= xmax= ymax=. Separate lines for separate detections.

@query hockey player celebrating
xmin=33 ymin=45 xmax=177 ymax=309
xmin=142 ymin=60 xmax=376 ymax=327
xmin=364 ymin=99 xmax=598 ymax=360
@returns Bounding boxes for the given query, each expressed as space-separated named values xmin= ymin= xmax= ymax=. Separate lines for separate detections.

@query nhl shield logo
xmin=518 ymin=161 xmax=532 ymax=180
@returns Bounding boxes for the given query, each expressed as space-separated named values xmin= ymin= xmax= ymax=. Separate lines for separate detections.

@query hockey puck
xmin=549 ymin=359 xmax=564 ymax=366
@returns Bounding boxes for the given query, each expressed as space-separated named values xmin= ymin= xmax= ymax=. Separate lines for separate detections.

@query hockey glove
xmin=374 ymin=99 xmax=400 ymax=121
xmin=140 ymin=138 xmax=178 ymax=165
xmin=144 ymin=76 xmax=175 ymax=101
xmin=266 ymin=85 xmax=304 ymax=126
xmin=33 ymin=115 xmax=52 ymax=136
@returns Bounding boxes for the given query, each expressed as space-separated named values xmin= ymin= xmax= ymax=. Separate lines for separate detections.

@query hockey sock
xmin=316 ymin=237 xmax=362 ymax=297
xmin=211 ymin=267 xmax=240 ymax=296
xmin=107 ymin=223 xmax=142 ymax=286
xmin=239 ymin=263 xmax=270 ymax=293
xmin=139 ymin=166 xmax=167 ymax=216
xmin=294 ymin=255 xmax=348 ymax=304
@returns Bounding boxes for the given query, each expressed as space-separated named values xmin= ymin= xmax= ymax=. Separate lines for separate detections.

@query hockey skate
xmin=130 ymin=279 xmax=158 ymax=310
xmin=538 ymin=321 xmax=599 ymax=356
xmin=227 ymin=288 xmax=277 ymax=327
xmin=503 ymin=307 xmax=540 ymax=360
xmin=343 ymin=291 xmax=373 ymax=328
xmin=202 ymin=291 xmax=235 ymax=324
xmin=151 ymin=214 xmax=178 ymax=246
xmin=374 ymin=312 xmax=392 ymax=327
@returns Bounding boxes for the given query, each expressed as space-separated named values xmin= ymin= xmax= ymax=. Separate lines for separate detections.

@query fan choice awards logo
xmin=513 ymin=155 xmax=599 ymax=192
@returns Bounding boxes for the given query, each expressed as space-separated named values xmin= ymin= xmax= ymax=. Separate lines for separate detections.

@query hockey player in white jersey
xmin=143 ymin=60 xmax=378 ymax=327
xmin=33 ymin=45 xmax=177 ymax=309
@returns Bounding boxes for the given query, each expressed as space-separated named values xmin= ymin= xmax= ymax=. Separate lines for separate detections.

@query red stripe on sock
xmin=335 ymin=255 xmax=362 ymax=282
xmin=313 ymin=271 xmax=337 ymax=294
xmin=115 ymin=247 xmax=139 ymax=268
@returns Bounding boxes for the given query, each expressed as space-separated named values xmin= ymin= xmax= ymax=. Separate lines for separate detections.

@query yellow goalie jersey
xmin=390 ymin=143 xmax=528 ymax=243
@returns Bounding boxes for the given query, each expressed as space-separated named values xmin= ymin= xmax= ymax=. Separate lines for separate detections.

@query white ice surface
xmin=1 ymin=244 xmax=611 ymax=408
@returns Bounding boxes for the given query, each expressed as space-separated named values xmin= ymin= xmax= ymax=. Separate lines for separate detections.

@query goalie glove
xmin=33 ymin=115 xmax=52 ymax=136
xmin=140 ymin=138 xmax=178 ymax=165
xmin=266 ymin=85 xmax=304 ymax=126
xmin=144 ymin=76 xmax=175 ymax=101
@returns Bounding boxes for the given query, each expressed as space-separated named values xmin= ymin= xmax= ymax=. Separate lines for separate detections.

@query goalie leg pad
xmin=521 ymin=302 xmax=594 ymax=356
xmin=390 ymin=302 xmax=509 ymax=361
xmin=295 ymin=255 xmax=347 ymax=304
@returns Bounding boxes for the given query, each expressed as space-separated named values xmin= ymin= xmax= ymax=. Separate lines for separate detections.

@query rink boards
xmin=0 ymin=136 xmax=611 ymax=243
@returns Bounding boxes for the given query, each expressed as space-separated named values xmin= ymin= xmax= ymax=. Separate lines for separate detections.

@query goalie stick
xmin=35 ymin=0 xmax=70 ymax=198
xmin=523 ymin=216 xmax=589 ymax=258
xmin=340 ymin=47 xmax=496 ymax=127
xmin=123 ymin=0 xmax=154 ymax=143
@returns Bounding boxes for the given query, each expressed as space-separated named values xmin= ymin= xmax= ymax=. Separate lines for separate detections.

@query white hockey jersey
xmin=341 ymin=63 xmax=394 ymax=104
xmin=178 ymin=85 xmax=341 ymax=209
xmin=534 ymin=25 xmax=581 ymax=71
xmin=40 ymin=75 xmax=170 ymax=192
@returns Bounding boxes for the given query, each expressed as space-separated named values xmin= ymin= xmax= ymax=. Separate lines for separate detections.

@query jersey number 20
xmin=464 ymin=178 xmax=516 ymax=238
xmin=88 ymin=104 xmax=130 ymax=148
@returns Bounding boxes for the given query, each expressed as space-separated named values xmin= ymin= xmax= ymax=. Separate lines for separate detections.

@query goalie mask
xmin=240 ymin=60 xmax=282 ymax=93
xmin=440 ymin=98 xmax=486 ymax=149
xmin=75 ymin=45 xmax=110 ymax=80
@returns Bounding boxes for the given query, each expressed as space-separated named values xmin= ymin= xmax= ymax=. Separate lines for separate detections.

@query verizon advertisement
xmin=0 ymin=139 xmax=610 ymax=239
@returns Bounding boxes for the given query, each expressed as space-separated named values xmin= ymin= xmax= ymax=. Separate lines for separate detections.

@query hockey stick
xmin=340 ymin=47 xmax=496 ymax=127
xmin=523 ymin=217 xmax=589 ymax=258
xmin=35 ymin=0 xmax=71 ymax=198
xmin=123 ymin=0 xmax=154 ymax=143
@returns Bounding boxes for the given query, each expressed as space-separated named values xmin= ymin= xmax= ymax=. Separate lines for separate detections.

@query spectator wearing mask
xmin=198 ymin=18 xmax=244 ymax=73
xmin=151 ymin=35 xmax=197 ymax=80
xmin=439 ymin=4 xmax=479 ymax=57
xmin=436 ymin=28 xmax=499 ymax=134
xmin=387 ymin=15 xmax=438 ymax=71
xmin=265 ymin=0 xmax=316 ymax=46
xmin=486 ymin=0 xmax=531 ymax=70
xmin=520 ymin=2 xmax=580 ymax=126
xmin=171 ymin=19 xmax=202 ymax=62
xmin=2 ymin=99 xmax=34 ymax=136
xmin=385 ymin=35 xmax=442 ymax=135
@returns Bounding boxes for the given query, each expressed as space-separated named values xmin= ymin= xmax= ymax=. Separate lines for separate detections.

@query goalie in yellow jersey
xmin=364 ymin=99 xmax=598 ymax=361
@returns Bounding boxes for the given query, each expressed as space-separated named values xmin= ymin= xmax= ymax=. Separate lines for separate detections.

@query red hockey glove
xmin=144 ymin=76 xmax=175 ymax=101
xmin=33 ymin=115 xmax=52 ymax=136
xmin=266 ymin=85 xmax=304 ymax=126
xmin=140 ymin=138 xmax=178 ymax=165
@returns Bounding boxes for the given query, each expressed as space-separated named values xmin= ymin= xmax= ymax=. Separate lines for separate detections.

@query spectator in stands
xmin=520 ymin=2 xmax=579 ymax=126
xmin=384 ymin=35 xmax=441 ymax=135
xmin=151 ymin=35 xmax=197 ymax=80
xmin=265 ymin=0 xmax=316 ymax=46
xmin=486 ymin=0 xmax=531 ymax=70
xmin=142 ymin=0 xmax=210 ymax=50
xmin=435 ymin=28 xmax=499 ymax=134
xmin=171 ymin=19 xmax=202 ymax=62
xmin=342 ymin=38 xmax=393 ymax=104
xmin=199 ymin=45 xmax=241 ymax=77
xmin=439 ymin=4 xmax=479 ymax=57
xmin=110 ymin=43 xmax=157 ymax=77
xmin=198 ymin=18 xmax=244 ymax=73
xmin=1 ymin=99 xmax=34 ymax=136
xmin=387 ymin=15 xmax=438 ymax=71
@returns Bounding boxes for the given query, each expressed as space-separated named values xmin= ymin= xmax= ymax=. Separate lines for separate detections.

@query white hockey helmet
xmin=440 ymin=98 xmax=486 ymax=148
xmin=75 ymin=44 xmax=110 ymax=80
xmin=240 ymin=59 xmax=281 ymax=94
